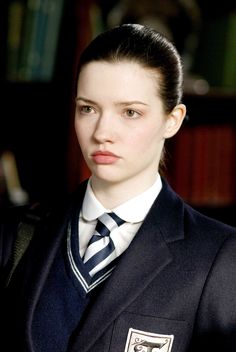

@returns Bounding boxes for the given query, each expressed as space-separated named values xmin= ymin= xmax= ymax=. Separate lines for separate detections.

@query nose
xmin=93 ymin=113 xmax=115 ymax=143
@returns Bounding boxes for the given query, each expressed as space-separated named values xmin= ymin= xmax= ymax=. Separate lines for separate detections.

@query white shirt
xmin=79 ymin=175 xmax=162 ymax=258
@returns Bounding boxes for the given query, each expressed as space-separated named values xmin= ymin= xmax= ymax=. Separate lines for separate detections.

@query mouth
xmin=91 ymin=151 xmax=120 ymax=164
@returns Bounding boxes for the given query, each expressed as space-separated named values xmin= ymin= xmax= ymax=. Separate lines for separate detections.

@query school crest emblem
xmin=124 ymin=328 xmax=174 ymax=352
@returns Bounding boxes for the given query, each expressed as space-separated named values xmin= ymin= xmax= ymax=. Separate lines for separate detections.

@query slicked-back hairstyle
xmin=76 ymin=24 xmax=184 ymax=114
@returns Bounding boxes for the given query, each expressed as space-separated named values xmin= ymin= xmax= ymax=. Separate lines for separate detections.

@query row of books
xmin=6 ymin=0 xmax=65 ymax=82
xmin=167 ymin=124 xmax=236 ymax=207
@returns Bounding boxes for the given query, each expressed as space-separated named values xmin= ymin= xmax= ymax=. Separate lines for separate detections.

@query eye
xmin=80 ymin=105 xmax=95 ymax=114
xmin=124 ymin=109 xmax=140 ymax=118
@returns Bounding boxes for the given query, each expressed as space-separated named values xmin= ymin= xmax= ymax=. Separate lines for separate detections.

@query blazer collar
xmin=70 ymin=178 xmax=185 ymax=352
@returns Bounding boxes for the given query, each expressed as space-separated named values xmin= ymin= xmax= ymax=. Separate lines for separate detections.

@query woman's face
xmin=75 ymin=61 xmax=181 ymax=191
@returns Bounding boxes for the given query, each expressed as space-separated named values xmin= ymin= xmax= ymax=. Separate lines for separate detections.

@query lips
xmin=91 ymin=151 xmax=120 ymax=164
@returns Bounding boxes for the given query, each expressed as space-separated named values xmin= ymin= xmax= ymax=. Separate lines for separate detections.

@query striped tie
xmin=83 ymin=212 xmax=125 ymax=278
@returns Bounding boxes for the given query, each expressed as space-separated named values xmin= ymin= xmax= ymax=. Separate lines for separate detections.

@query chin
xmin=92 ymin=171 xmax=124 ymax=185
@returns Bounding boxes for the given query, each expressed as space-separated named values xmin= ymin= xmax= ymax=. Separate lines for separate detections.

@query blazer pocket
xmin=110 ymin=311 xmax=189 ymax=352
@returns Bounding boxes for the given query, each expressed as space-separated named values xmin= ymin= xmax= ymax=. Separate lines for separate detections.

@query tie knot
xmin=95 ymin=212 xmax=125 ymax=237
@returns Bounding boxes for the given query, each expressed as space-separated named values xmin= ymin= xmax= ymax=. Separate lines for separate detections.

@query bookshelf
xmin=165 ymin=90 xmax=236 ymax=226
xmin=0 ymin=0 xmax=93 ymax=206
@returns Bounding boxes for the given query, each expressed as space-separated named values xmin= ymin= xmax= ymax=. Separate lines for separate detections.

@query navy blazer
xmin=1 ymin=178 xmax=236 ymax=352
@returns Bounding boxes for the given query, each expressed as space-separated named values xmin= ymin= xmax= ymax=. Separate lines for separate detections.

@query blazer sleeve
xmin=190 ymin=233 xmax=236 ymax=352
xmin=0 ymin=205 xmax=27 ymax=285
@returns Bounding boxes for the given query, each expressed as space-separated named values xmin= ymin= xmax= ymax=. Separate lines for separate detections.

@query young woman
xmin=1 ymin=24 xmax=236 ymax=352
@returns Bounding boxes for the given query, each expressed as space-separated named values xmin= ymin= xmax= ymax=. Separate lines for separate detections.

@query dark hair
xmin=77 ymin=24 xmax=184 ymax=114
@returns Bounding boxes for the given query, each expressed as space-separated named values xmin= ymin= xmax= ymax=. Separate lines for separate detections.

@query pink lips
xmin=91 ymin=151 xmax=119 ymax=164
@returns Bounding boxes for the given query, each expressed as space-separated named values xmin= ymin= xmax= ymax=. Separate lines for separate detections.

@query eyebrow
xmin=75 ymin=97 xmax=96 ymax=104
xmin=75 ymin=96 xmax=149 ymax=107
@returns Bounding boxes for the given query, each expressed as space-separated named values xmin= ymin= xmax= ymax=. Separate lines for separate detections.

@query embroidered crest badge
xmin=124 ymin=328 xmax=174 ymax=352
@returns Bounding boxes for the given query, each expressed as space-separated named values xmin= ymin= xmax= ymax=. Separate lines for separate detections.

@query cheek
xmin=127 ymin=125 xmax=164 ymax=150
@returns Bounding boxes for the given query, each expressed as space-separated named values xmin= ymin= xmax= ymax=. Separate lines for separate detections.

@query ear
xmin=163 ymin=104 xmax=186 ymax=139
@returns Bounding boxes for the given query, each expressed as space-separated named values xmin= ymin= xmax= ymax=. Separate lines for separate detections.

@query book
xmin=170 ymin=126 xmax=193 ymax=202
xmin=24 ymin=0 xmax=46 ymax=80
xmin=190 ymin=125 xmax=210 ymax=205
xmin=17 ymin=0 xmax=40 ymax=80
xmin=9 ymin=0 xmax=65 ymax=81
xmin=216 ymin=125 xmax=236 ymax=205
xmin=6 ymin=0 xmax=26 ymax=81
xmin=170 ymin=124 xmax=236 ymax=206
xmin=30 ymin=0 xmax=51 ymax=80
xmin=38 ymin=0 xmax=65 ymax=81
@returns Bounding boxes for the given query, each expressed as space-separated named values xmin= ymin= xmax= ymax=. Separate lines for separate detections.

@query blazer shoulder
xmin=184 ymin=201 xmax=236 ymax=239
xmin=159 ymin=179 xmax=236 ymax=274
xmin=159 ymin=178 xmax=236 ymax=244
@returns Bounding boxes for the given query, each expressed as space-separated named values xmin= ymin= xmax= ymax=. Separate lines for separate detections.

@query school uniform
xmin=1 ymin=177 xmax=236 ymax=352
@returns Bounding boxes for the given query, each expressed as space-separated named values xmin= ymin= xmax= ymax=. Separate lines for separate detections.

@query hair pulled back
xmin=77 ymin=24 xmax=184 ymax=113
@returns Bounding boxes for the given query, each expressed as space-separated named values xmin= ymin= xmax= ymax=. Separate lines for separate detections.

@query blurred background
xmin=0 ymin=0 xmax=236 ymax=224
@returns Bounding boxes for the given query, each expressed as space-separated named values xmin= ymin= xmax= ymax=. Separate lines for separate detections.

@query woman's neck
xmin=90 ymin=174 xmax=158 ymax=209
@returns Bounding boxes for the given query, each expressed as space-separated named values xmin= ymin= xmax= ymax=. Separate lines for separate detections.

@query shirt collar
xmin=82 ymin=174 xmax=162 ymax=223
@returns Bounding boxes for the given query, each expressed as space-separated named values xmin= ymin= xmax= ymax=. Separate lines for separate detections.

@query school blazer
xmin=1 ymin=178 xmax=236 ymax=352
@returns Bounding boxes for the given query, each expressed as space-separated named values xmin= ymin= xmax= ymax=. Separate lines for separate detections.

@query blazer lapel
xmin=71 ymin=180 xmax=185 ymax=352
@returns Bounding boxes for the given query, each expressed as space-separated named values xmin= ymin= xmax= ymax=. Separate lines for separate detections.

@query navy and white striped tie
xmin=83 ymin=212 xmax=125 ymax=278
